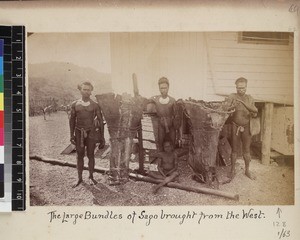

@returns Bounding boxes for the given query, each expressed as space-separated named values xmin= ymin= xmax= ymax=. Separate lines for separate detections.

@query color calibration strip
xmin=0 ymin=26 xmax=26 ymax=212
xmin=0 ymin=39 xmax=4 ymax=199
xmin=0 ymin=26 xmax=12 ymax=211
xmin=0 ymin=26 xmax=12 ymax=212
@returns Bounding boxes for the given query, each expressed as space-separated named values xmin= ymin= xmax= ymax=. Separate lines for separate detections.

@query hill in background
xmin=29 ymin=62 xmax=112 ymax=106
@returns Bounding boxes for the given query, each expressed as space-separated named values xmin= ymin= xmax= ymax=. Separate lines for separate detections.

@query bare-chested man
xmin=150 ymin=77 xmax=178 ymax=151
xmin=228 ymin=77 xmax=258 ymax=180
xmin=148 ymin=141 xmax=178 ymax=180
xmin=69 ymin=82 xmax=105 ymax=187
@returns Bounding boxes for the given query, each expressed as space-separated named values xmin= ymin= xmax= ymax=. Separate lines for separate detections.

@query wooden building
xmin=109 ymin=32 xmax=294 ymax=164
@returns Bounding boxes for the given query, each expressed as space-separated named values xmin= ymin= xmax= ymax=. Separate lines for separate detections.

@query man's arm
xmin=69 ymin=102 xmax=76 ymax=144
xmin=157 ymin=158 xmax=166 ymax=178
xmin=174 ymin=152 xmax=178 ymax=170
xmin=225 ymin=94 xmax=238 ymax=111
xmin=236 ymin=96 xmax=258 ymax=114
xmin=149 ymin=152 xmax=162 ymax=164
xmin=165 ymin=153 xmax=178 ymax=176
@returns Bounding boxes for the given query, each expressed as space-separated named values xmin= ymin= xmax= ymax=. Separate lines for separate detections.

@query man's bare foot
xmin=192 ymin=174 xmax=205 ymax=183
xmin=245 ymin=170 xmax=256 ymax=180
xmin=174 ymin=177 xmax=180 ymax=183
xmin=219 ymin=177 xmax=232 ymax=184
xmin=72 ymin=179 xmax=83 ymax=188
xmin=89 ymin=178 xmax=97 ymax=185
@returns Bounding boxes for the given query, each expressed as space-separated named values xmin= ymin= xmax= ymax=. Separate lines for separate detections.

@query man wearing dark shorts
xmin=69 ymin=82 xmax=105 ymax=187
xmin=228 ymin=77 xmax=258 ymax=180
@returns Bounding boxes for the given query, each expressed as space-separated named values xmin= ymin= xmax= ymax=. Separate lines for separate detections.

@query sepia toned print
xmin=29 ymin=32 xmax=294 ymax=206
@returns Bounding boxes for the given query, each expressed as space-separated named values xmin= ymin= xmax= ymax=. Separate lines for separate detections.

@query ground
xmin=29 ymin=111 xmax=294 ymax=206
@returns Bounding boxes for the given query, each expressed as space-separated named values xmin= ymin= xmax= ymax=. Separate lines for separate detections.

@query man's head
xmin=78 ymin=81 xmax=93 ymax=99
xmin=235 ymin=77 xmax=247 ymax=96
xmin=158 ymin=77 xmax=169 ymax=98
xmin=163 ymin=141 xmax=173 ymax=153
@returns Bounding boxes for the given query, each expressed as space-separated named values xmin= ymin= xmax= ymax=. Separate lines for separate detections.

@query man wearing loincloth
xmin=228 ymin=77 xmax=258 ymax=180
xmin=149 ymin=77 xmax=179 ymax=151
xmin=148 ymin=141 xmax=179 ymax=180
xmin=69 ymin=81 xmax=105 ymax=187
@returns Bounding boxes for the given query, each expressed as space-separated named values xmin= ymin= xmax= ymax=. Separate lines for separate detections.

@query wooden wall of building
xmin=110 ymin=32 xmax=294 ymax=105
xmin=271 ymin=106 xmax=294 ymax=155
xmin=110 ymin=32 xmax=295 ymax=158
xmin=205 ymin=32 xmax=294 ymax=105
xmin=110 ymin=32 xmax=208 ymax=99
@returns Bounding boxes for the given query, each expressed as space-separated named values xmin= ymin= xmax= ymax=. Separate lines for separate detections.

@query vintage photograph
xmin=28 ymin=32 xmax=294 ymax=206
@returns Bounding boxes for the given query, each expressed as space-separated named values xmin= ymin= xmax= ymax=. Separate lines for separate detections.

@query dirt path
xmin=29 ymin=111 xmax=294 ymax=206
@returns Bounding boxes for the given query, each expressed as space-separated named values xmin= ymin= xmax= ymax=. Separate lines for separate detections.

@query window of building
xmin=238 ymin=32 xmax=291 ymax=45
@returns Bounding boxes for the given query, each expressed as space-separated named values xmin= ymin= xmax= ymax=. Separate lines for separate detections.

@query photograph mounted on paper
xmin=28 ymin=32 xmax=294 ymax=206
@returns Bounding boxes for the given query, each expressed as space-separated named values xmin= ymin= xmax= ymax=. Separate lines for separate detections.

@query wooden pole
xmin=261 ymin=102 xmax=274 ymax=165
xmin=30 ymin=155 xmax=239 ymax=201
xmin=132 ymin=73 xmax=145 ymax=174
xmin=132 ymin=73 xmax=139 ymax=97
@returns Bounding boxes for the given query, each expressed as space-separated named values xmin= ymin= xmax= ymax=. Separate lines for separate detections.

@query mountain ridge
xmin=29 ymin=61 xmax=112 ymax=106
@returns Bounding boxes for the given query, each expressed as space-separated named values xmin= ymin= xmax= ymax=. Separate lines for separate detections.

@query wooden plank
xmin=209 ymin=38 xmax=293 ymax=51
xmin=60 ymin=143 xmax=76 ymax=155
xmin=205 ymin=90 xmax=293 ymax=105
xmin=206 ymin=32 xmax=238 ymax=41
xmin=206 ymin=78 xmax=293 ymax=89
xmin=206 ymin=74 xmax=293 ymax=82
xmin=206 ymin=86 xmax=293 ymax=95
xmin=211 ymin=48 xmax=293 ymax=58
xmin=248 ymin=95 xmax=293 ymax=105
xmin=214 ymin=64 xmax=293 ymax=74
xmin=110 ymin=33 xmax=132 ymax=94
xmin=214 ymin=56 xmax=293 ymax=66
xmin=261 ymin=102 xmax=274 ymax=165
xmin=271 ymin=106 xmax=294 ymax=155
xmin=213 ymin=72 xmax=293 ymax=81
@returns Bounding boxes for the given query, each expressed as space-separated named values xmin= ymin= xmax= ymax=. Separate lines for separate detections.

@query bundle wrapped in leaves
xmin=177 ymin=99 xmax=234 ymax=186
xmin=96 ymin=93 xmax=144 ymax=184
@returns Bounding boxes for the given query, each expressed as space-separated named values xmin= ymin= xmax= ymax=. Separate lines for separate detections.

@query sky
xmin=28 ymin=33 xmax=111 ymax=73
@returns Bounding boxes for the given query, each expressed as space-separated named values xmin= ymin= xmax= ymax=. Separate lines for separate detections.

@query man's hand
xmin=235 ymin=98 xmax=245 ymax=105
xmin=251 ymin=112 xmax=258 ymax=118
xmin=70 ymin=136 xmax=76 ymax=145
xmin=165 ymin=168 xmax=176 ymax=176
xmin=158 ymin=167 xmax=166 ymax=178
xmin=98 ymin=137 xmax=105 ymax=149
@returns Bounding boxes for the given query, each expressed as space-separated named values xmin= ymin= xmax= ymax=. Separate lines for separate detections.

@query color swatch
xmin=0 ymin=39 xmax=4 ymax=198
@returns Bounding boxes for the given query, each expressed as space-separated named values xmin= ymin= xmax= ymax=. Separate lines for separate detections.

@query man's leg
xmin=86 ymin=134 xmax=97 ymax=185
xmin=158 ymin=124 xmax=166 ymax=151
xmin=229 ymin=124 xmax=239 ymax=179
xmin=241 ymin=126 xmax=256 ymax=180
xmin=73 ymin=130 xmax=85 ymax=187
xmin=147 ymin=171 xmax=165 ymax=180
xmin=169 ymin=127 xmax=176 ymax=148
